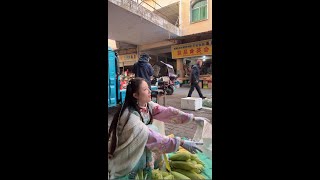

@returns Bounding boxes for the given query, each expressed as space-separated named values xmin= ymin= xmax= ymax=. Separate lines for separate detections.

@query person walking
xmin=187 ymin=59 xmax=206 ymax=99
xmin=132 ymin=53 xmax=154 ymax=89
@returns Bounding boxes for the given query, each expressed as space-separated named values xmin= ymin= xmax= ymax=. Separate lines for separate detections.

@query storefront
xmin=117 ymin=53 xmax=138 ymax=72
xmin=117 ymin=53 xmax=138 ymax=89
xmin=171 ymin=39 xmax=213 ymax=89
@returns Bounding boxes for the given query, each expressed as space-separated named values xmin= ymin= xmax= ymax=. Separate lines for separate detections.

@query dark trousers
xmin=188 ymin=82 xmax=204 ymax=98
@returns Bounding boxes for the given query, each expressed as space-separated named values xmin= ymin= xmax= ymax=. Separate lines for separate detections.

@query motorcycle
xmin=151 ymin=61 xmax=177 ymax=95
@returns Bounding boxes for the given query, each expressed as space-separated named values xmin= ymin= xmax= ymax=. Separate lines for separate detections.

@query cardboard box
xmin=181 ymin=97 xmax=203 ymax=111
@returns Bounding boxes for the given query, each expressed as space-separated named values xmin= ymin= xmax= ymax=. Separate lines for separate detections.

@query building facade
xmin=108 ymin=0 xmax=212 ymax=83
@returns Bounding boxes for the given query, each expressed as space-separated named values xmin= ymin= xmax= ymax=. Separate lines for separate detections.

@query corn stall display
xmin=150 ymin=134 xmax=212 ymax=180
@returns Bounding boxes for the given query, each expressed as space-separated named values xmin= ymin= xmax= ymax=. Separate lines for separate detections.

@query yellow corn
xmin=171 ymin=171 xmax=191 ymax=180
xmin=161 ymin=171 xmax=170 ymax=177
xmin=151 ymin=169 xmax=163 ymax=180
xmin=195 ymin=164 xmax=204 ymax=172
xmin=163 ymin=174 xmax=175 ymax=180
xmin=178 ymin=147 xmax=189 ymax=152
xmin=190 ymin=160 xmax=197 ymax=165
xmin=192 ymin=168 xmax=201 ymax=174
xmin=190 ymin=154 xmax=205 ymax=166
xmin=172 ymin=169 xmax=205 ymax=180
xmin=169 ymin=161 xmax=196 ymax=171
xmin=169 ymin=152 xmax=191 ymax=161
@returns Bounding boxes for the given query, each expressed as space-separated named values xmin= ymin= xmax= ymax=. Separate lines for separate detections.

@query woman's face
xmin=134 ymin=80 xmax=151 ymax=105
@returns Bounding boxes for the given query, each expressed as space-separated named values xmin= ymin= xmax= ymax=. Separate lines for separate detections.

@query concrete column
xmin=176 ymin=58 xmax=184 ymax=78
xmin=137 ymin=46 xmax=140 ymax=58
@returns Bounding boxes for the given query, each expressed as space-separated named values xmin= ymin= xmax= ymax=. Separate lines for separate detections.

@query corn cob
xmin=178 ymin=149 xmax=189 ymax=153
xmin=171 ymin=171 xmax=191 ymax=180
xmin=161 ymin=171 xmax=170 ymax=177
xmin=163 ymin=174 xmax=174 ymax=180
xmin=195 ymin=164 xmax=205 ymax=173
xmin=172 ymin=168 xmax=205 ymax=180
xmin=178 ymin=146 xmax=189 ymax=153
xmin=151 ymin=169 xmax=163 ymax=180
xmin=136 ymin=170 xmax=144 ymax=180
xmin=169 ymin=160 xmax=196 ymax=171
xmin=190 ymin=154 xmax=205 ymax=166
xmin=197 ymin=174 xmax=206 ymax=180
xmin=169 ymin=152 xmax=191 ymax=161
xmin=190 ymin=160 xmax=197 ymax=165
xmin=192 ymin=168 xmax=201 ymax=174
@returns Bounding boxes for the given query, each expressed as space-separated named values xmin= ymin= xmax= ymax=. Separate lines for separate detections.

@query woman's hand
xmin=180 ymin=140 xmax=203 ymax=154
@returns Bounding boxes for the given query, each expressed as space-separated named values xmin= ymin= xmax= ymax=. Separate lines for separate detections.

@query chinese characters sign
xmin=171 ymin=39 xmax=212 ymax=59
xmin=118 ymin=53 xmax=138 ymax=62
xmin=118 ymin=53 xmax=138 ymax=67
xmin=118 ymin=60 xmax=136 ymax=67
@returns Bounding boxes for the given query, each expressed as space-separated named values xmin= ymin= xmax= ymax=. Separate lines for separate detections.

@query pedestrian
xmin=187 ymin=59 xmax=206 ymax=99
xmin=132 ymin=53 xmax=154 ymax=89
xmin=108 ymin=77 xmax=208 ymax=179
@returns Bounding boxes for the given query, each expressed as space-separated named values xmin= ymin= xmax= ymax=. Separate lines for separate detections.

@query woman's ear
xmin=133 ymin=92 xmax=138 ymax=99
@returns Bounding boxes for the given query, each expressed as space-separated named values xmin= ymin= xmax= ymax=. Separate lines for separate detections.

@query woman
xmin=108 ymin=77 xmax=208 ymax=179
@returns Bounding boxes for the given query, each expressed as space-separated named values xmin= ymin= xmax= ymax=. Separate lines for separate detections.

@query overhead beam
xmin=142 ymin=47 xmax=172 ymax=55
xmin=138 ymin=40 xmax=178 ymax=51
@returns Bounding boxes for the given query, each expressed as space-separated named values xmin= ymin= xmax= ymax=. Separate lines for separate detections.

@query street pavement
xmin=108 ymin=86 xmax=213 ymax=139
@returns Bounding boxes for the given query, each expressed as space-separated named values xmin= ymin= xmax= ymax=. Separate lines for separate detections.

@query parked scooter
xmin=151 ymin=61 xmax=177 ymax=95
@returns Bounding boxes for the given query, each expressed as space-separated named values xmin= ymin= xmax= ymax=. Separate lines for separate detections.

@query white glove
xmin=193 ymin=117 xmax=209 ymax=126
xmin=181 ymin=140 xmax=203 ymax=154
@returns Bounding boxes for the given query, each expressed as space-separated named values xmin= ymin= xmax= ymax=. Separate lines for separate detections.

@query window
xmin=191 ymin=0 xmax=208 ymax=23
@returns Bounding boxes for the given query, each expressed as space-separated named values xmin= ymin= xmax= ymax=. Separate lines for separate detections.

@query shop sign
xmin=118 ymin=60 xmax=137 ymax=67
xmin=171 ymin=39 xmax=212 ymax=59
xmin=118 ymin=53 xmax=138 ymax=62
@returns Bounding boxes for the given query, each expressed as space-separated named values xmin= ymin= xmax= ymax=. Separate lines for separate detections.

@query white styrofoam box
xmin=181 ymin=97 xmax=203 ymax=110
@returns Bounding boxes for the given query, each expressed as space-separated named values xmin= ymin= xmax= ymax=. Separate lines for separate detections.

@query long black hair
xmin=108 ymin=77 xmax=153 ymax=158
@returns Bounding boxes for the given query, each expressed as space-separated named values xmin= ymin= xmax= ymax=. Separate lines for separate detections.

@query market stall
xmin=171 ymin=39 xmax=213 ymax=89
xmin=149 ymin=120 xmax=213 ymax=180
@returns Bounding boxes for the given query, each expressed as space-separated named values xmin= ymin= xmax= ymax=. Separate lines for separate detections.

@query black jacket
xmin=132 ymin=57 xmax=154 ymax=85
xmin=190 ymin=64 xmax=200 ymax=83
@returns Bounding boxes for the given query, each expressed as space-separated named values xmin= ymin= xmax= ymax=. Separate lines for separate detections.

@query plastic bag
xmin=152 ymin=119 xmax=166 ymax=136
xmin=193 ymin=120 xmax=212 ymax=160
xmin=202 ymin=98 xmax=212 ymax=108
xmin=150 ymin=119 xmax=167 ymax=171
